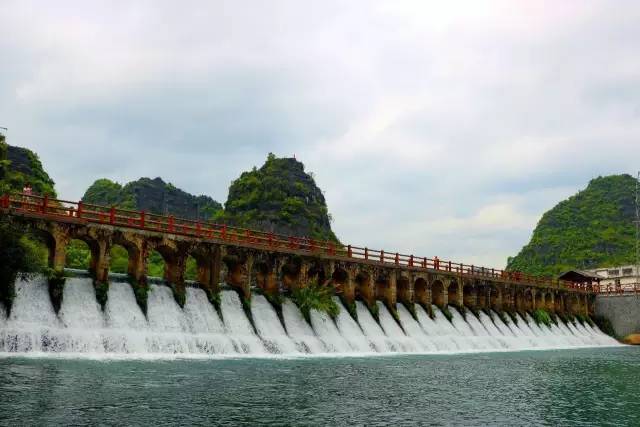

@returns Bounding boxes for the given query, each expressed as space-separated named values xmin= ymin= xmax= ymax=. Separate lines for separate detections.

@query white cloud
xmin=0 ymin=0 xmax=638 ymax=270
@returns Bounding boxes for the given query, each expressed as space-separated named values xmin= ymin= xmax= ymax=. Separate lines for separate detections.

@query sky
xmin=0 ymin=1 xmax=638 ymax=268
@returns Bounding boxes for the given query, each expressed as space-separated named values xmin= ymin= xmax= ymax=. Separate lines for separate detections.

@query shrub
xmin=171 ymin=283 xmax=186 ymax=308
xmin=403 ymin=302 xmax=417 ymax=321
xmin=497 ymin=310 xmax=510 ymax=326
xmin=368 ymin=301 xmax=380 ymax=322
xmin=290 ymin=281 xmax=339 ymax=324
xmin=341 ymin=296 xmax=357 ymax=321
xmin=592 ymin=315 xmax=616 ymax=338
xmin=94 ymin=281 xmax=109 ymax=310
xmin=439 ymin=305 xmax=453 ymax=323
xmin=132 ymin=278 xmax=150 ymax=315
xmin=507 ymin=311 xmax=520 ymax=326
xmin=206 ymin=288 xmax=222 ymax=319
xmin=532 ymin=309 xmax=552 ymax=328
xmin=47 ymin=268 xmax=66 ymax=314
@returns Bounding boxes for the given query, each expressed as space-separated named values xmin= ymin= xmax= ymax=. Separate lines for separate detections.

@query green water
xmin=0 ymin=347 xmax=638 ymax=426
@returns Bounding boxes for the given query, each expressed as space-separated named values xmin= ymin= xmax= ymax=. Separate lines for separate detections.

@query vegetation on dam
xmin=507 ymin=174 xmax=638 ymax=276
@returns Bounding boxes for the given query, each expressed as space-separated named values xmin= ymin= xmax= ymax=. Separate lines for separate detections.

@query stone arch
xmin=306 ymin=260 xmax=328 ymax=286
xmin=431 ymin=280 xmax=445 ymax=307
xmin=534 ymin=290 xmax=544 ymax=310
xmin=414 ymin=278 xmax=429 ymax=306
xmin=280 ymin=256 xmax=302 ymax=291
xmin=447 ymin=280 xmax=461 ymax=307
xmin=476 ymin=284 xmax=487 ymax=310
xmin=523 ymin=288 xmax=533 ymax=311
xmin=374 ymin=274 xmax=389 ymax=301
xmin=112 ymin=231 xmax=144 ymax=281
xmin=331 ymin=266 xmax=349 ymax=296
xmin=27 ymin=226 xmax=59 ymax=269
xmin=544 ymin=293 xmax=554 ymax=311
xmin=397 ymin=275 xmax=412 ymax=304
xmin=355 ymin=271 xmax=373 ymax=304
xmin=514 ymin=289 xmax=525 ymax=311
xmin=489 ymin=286 xmax=502 ymax=311
xmin=462 ymin=282 xmax=477 ymax=308
xmin=555 ymin=292 xmax=566 ymax=313
xmin=568 ymin=294 xmax=581 ymax=314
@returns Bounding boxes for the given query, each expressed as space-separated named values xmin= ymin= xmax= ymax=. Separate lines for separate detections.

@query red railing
xmin=0 ymin=192 xmax=593 ymax=293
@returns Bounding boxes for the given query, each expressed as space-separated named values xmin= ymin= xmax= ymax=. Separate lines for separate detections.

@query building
xmin=585 ymin=265 xmax=640 ymax=293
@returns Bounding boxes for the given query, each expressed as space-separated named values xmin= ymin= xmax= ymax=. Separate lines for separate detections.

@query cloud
xmin=0 ymin=0 xmax=638 ymax=268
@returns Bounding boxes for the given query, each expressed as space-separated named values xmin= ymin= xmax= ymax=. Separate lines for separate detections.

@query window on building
xmin=622 ymin=268 xmax=633 ymax=276
xmin=608 ymin=269 xmax=620 ymax=276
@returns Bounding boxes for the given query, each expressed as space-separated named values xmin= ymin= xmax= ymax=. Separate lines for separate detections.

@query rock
xmin=622 ymin=334 xmax=640 ymax=345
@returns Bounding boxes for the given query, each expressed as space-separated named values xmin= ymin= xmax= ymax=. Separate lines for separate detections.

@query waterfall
xmin=355 ymin=301 xmax=396 ymax=352
xmin=396 ymin=305 xmax=437 ymax=352
xmin=220 ymin=291 xmax=266 ymax=354
xmin=0 ymin=275 xmax=622 ymax=358
xmin=251 ymin=295 xmax=298 ymax=354
xmin=309 ymin=309 xmax=353 ymax=353
xmin=331 ymin=297 xmax=374 ymax=353
xmin=281 ymin=299 xmax=326 ymax=353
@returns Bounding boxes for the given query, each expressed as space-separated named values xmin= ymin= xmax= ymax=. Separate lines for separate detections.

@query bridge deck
xmin=0 ymin=193 xmax=595 ymax=294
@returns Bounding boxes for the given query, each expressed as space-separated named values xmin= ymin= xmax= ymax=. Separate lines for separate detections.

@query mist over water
xmin=0 ymin=276 xmax=620 ymax=358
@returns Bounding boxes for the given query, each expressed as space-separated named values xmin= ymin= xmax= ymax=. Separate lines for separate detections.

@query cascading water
xmin=250 ymin=295 xmax=298 ymax=354
xmin=281 ymin=299 xmax=326 ymax=353
xmin=309 ymin=309 xmax=353 ymax=353
xmin=0 ymin=276 xmax=621 ymax=358
xmin=331 ymin=297 xmax=374 ymax=353
xmin=355 ymin=301 xmax=397 ymax=352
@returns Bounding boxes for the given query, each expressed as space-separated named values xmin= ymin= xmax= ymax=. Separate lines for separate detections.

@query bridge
xmin=0 ymin=193 xmax=595 ymax=315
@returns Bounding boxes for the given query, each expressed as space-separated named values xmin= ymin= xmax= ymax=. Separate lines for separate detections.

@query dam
xmin=0 ymin=275 xmax=616 ymax=357
xmin=0 ymin=193 xmax=617 ymax=356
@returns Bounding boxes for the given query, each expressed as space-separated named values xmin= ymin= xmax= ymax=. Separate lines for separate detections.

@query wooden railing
xmin=0 ymin=192 xmax=594 ymax=293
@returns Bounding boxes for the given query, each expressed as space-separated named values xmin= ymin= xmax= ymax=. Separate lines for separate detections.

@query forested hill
xmin=224 ymin=154 xmax=338 ymax=241
xmin=82 ymin=177 xmax=223 ymax=222
xmin=0 ymin=135 xmax=56 ymax=196
xmin=507 ymin=174 xmax=637 ymax=276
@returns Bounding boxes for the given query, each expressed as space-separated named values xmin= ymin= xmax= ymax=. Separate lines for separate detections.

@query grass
xmin=94 ymin=280 xmax=109 ymax=310
xmin=171 ymin=283 xmax=186 ymax=308
xmin=439 ymin=305 xmax=453 ymax=323
xmin=591 ymin=314 xmax=616 ymax=338
xmin=290 ymin=281 xmax=339 ymax=324
xmin=46 ymin=268 xmax=66 ymax=314
xmin=340 ymin=296 xmax=357 ymax=321
xmin=131 ymin=278 xmax=150 ymax=315
xmin=532 ymin=309 xmax=552 ymax=328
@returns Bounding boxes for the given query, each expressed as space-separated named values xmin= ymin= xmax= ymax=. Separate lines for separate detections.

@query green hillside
xmin=82 ymin=177 xmax=223 ymax=221
xmin=507 ymin=174 xmax=637 ymax=276
xmin=0 ymin=136 xmax=56 ymax=197
xmin=225 ymin=153 xmax=338 ymax=241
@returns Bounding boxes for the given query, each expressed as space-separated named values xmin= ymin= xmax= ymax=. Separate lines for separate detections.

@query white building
xmin=586 ymin=265 xmax=640 ymax=292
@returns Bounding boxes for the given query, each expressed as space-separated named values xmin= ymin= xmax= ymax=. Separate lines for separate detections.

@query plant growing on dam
xmin=496 ymin=310 xmax=510 ymax=326
xmin=532 ymin=309 xmax=552 ymax=328
xmin=439 ymin=306 xmax=453 ymax=323
xmin=206 ymin=288 xmax=222 ymax=318
xmin=290 ymin=281 xmax=339 ymax=324
xmin=131 ymin=278 xmax=150 ymax=315
xmin=592 ymin=315 xmax=616 ymax=338
xmin=403 ymin=302 xmax=418 ymax=321
xmin=171 ymin=283 xmax=186 ymax=308
xmin=341 ymin=296 xmax=357 ymax=321
xmin=507 ymin=311 xmax=519 ymax=326
xmin=466 ymin=305 xmax=480 ymax=319
xmin=368 ymin=301 xmax=380 ymax=322
xmin=46 ymin=268 xmax=66 ymax=314
xmin=94 ymin=281 xmax=109 ymax=310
